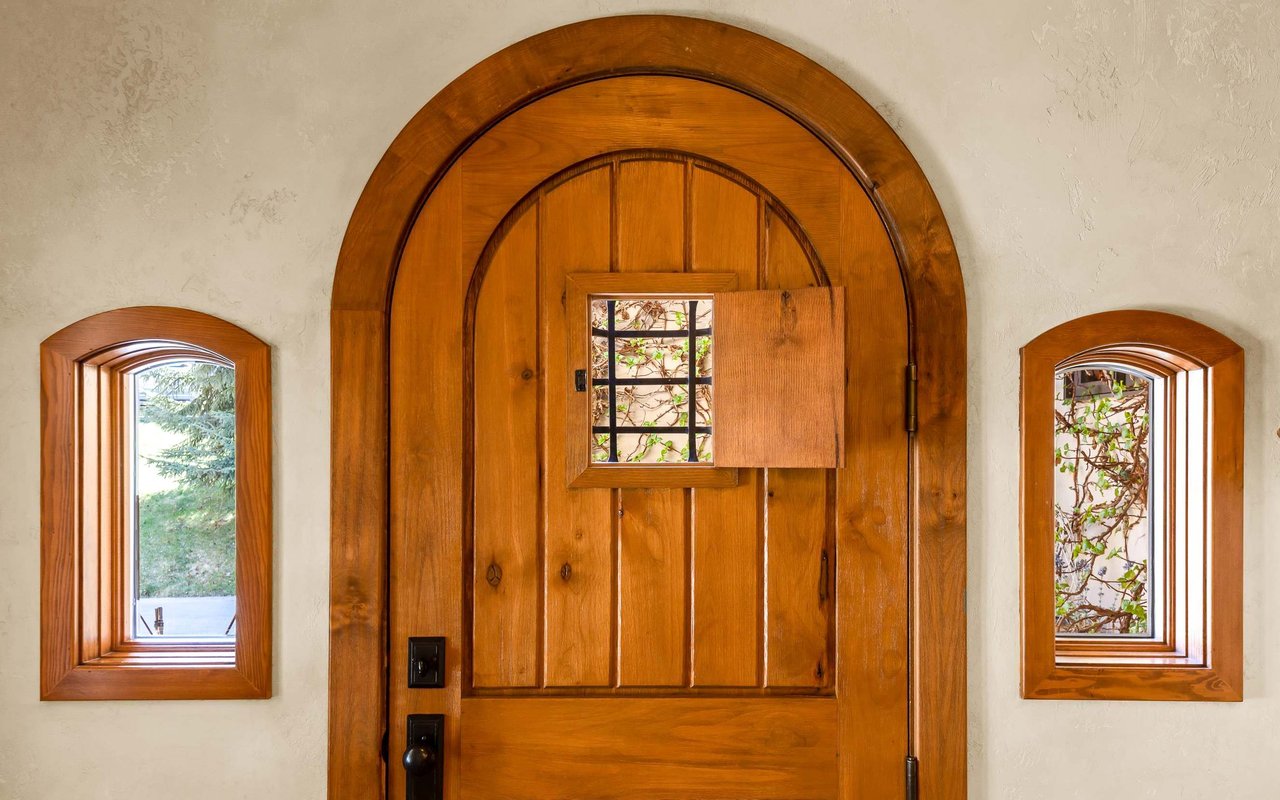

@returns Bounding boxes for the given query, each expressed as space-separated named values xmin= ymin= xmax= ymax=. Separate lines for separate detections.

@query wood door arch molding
xmin=330 ymin=15 xmax=966 ymax=799
xmin=468 ymin=148 xmax=832 ymax=302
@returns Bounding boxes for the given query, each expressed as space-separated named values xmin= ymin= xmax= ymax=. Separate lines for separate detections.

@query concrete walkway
xmin=135 ymin=595 xmax=236 ymax=637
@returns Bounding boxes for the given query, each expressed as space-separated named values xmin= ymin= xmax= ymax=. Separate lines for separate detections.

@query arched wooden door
xmin=393 ymin=77 xmax=903 ymax=799
xmin=331 ymin=16 xmax=966 ymax=800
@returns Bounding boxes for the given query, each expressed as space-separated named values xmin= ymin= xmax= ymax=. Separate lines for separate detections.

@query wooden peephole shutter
xmin=714 ymin=285 xmax=845 ymax=468
xmin=567 ymin=273 xmax=845 ymax=487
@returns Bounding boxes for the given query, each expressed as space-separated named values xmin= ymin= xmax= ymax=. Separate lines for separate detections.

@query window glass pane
xmin=615 ymin=432 xmax=690 ymax=463
xmin=589 ymin=297 xmax=713 ymax=464
xmin=614 ymin=383 xmax=689 ymax=428
xmin=1053 ymin=366 xmax=1154 ymax=637
xmin=133 ymin=361 xmax=236 ymax=639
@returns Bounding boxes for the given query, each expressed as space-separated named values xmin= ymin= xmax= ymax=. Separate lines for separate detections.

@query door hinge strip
xmin=905 ymin=363 xmax=918 ymax=433
xmin=906 ymin=755 xmax=919 ymax=800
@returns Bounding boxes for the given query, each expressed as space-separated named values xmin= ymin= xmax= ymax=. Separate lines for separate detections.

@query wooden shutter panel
xmin=713 ymin=286 xmax=845 ymax=468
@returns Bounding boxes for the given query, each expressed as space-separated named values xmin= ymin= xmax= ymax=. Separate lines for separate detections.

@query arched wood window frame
xmin=41 ymin=306 xmax=272 ymax=700
xmin=1021 ymin=310 xmax=1243 ymax=701
xmin=328 ymin=15 xmax=967 ymax=798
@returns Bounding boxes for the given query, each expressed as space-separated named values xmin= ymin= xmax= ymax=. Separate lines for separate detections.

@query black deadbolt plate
xmin=408 ymin=636 xmax=446 ymax=688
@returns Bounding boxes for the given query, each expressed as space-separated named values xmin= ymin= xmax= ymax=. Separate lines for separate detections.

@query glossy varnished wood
xmin=405 ymin=138 xmax=887 ymax=797
xmin=761 ymin=212 xmax=834 ymax=691
xmin=540 ymin=167 xmax=616 ymax=688
xmin=389 ymin=169 xmax=468 ymax=799
xmin=689 ymin=169 xmax=761 ymax=688
xmin=832 ymin=170 xmax=911 ymax=791
xmin=41 ymin=306 xmax=271 ymax=700
xmin=1020 ymin=310 xmax=1244 ymax=701
xmin=332 ymin=16 xmax=966 ymax=799
xmin=472 ymin=211 xmax=541 ymax=688
xmin=613 ymin=159 xmax=690 ymax=688
xmin=459 ymin=697 xmax=837 ymax=798
xmin=715 ymin=287 xmax=846 ymax=468
xmin=462 ymin=154 xmax=846 ymax=704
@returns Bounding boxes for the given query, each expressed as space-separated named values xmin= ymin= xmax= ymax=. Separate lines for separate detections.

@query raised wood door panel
xmin=390 ymin=76 xmax=908 ymax=799
xmin=459 ymin=697 xmax=837 ymax=798
xmin=470 ymin=153 xmax=837 ymax=695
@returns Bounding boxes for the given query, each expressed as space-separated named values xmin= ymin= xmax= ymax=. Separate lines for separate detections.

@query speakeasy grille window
xmin=589 ymin=298 xmax=713 ymax=464
xmin=564 ymin=273 xmax=845 ymax=488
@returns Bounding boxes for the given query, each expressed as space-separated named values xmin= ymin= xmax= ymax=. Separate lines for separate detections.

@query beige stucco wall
xmin=1 ymin=1 xmax=1276 ymax=797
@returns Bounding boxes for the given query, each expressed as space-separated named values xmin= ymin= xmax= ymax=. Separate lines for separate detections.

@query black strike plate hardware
xmin=574 ymin=369 xmax=588 ymax=392
xmin=408 ymin=636 xmax=446 ymax=688
xmin=404 ymin=714 xmax=444 ymax=800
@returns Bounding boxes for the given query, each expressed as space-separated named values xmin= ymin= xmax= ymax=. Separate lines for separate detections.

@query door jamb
xmin=329 ymin=15 xmax=966 ymax=799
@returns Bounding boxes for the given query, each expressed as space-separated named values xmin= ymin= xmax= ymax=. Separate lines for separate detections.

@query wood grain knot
xmin=520 ymin=368 xmax=534 ymax=380
xmin=559 ymin=562 xmax=572 ymax=582
xmin=486 ymin=562 xmax=503 ymax=588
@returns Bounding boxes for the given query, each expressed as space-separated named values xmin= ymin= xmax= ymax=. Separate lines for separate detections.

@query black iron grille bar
xmin=594 ymin=376 xmax=711 ymax=387
xmin=606 ymin=299 xmax=618 ymax=463
xmin=593 ymin=426 xmax=713 ymax=434
xmin=591 ymin=327 xmax=712 ymax=338
xmin=686 ymin=300 xmax=699 ymax=461
xmin=592 ymin=299 xmax=714 ymax=463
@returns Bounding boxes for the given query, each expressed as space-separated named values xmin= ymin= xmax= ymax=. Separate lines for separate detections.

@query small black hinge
xmin=905 ymin=363 xmax=918 ymax=433
xmin=574 ymin=369 xmax=588 ymax=392
xmin=905 ymin=755 xmax=919 ymax=800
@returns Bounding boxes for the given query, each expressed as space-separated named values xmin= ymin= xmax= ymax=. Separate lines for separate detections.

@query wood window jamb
xmin=41 ymin=307 xmax=272 ymax=701
xmin=1020 ymin=310 xmax=1243 ymax=701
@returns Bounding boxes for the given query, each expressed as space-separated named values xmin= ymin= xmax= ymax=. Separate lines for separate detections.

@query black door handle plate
xmin=404 ymin=714 xmax=444 ymax=800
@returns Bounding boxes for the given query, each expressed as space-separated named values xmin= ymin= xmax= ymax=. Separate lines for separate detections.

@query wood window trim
xmin=41 ymin=306 xmax=272 ymax=700
xmin=565 ymin=272 xmax=739 ymax=488
xmin=329 ymin=16 xmax=967 ymax=797
xmin=1020 ymin=309 xmax=1243 ymax=701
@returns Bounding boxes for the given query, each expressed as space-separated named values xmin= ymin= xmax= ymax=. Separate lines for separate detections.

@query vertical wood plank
xmin=762 ymin=212 xmax=832 ymax=688
xmin=764 ymin=468 xmax=830 ymax=687
xmin=541 ymin=166 xmax=615 ymax=687
xmin=689 ymin=168 xmax=761 ymax=687
xmin=389 ymin=168 xmax=466 ymax=800
xmin=832 ymin=172 xmax=910 ymax=799
xmin=472 ymin=210 xmax=541 ymax=687
xmin=616 ymin=159 xmax=685 ymax=271
xmin=616 ymin=158 xmax=688 ymax=686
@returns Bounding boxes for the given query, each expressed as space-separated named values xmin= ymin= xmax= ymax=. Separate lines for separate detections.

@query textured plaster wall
xmin=1 ymin=0 xmax=1277 ymax=797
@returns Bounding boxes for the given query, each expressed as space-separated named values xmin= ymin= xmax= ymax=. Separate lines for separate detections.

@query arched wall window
xmin=1021 ymin=310 xmax=1243 ymax=701
xmin=41 ymin=307 xmax=271 ymax=700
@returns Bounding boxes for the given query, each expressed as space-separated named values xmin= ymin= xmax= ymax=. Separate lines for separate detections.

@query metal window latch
xmin=575 ymin=369 xmax=587 ymax=392
xmin=408 ymin=637 xmax=446 ymax=688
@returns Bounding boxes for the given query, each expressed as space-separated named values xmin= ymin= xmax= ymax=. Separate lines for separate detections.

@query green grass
xmin=137 ymin=482 xmax=236 ymax=598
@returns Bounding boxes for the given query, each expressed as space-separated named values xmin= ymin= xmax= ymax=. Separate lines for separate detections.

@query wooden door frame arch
xmin=330 ymin=15 xmax=966 ymax=799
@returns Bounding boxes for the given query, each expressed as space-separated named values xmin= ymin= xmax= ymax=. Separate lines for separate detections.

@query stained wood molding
xmin=330 ymin=15 xmax=966 ymax=797
xmin=41 ymin=306 xmax=272 ymax=700
xmin=1020 ymin=309 xmax=1243 ymax=701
